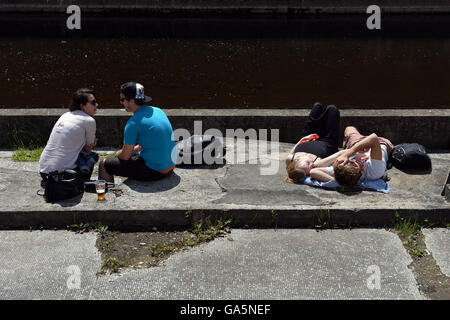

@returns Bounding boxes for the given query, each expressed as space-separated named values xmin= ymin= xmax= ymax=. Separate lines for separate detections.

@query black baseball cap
xmin=120 ymin=82 xmax=152 ymax=103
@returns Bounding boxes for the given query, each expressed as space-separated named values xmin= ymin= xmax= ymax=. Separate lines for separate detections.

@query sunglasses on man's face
xmin=120 ymin=97 xmax=128 ymax=102
xmin=88 ymin=99 xmax=97 ymax=105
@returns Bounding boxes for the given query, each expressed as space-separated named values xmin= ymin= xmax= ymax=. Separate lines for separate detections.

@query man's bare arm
xmin=337 ymin=133 xmax=382 ymax=165
xmin=116 ymin=144 xmax=142 ymax=160
xmin=115 ymin=144 xmax=135 ymax=160
xmin=310 ymin=167 xmax=334 ymax=182
xmin=314 ymin=149 xmax=346 ymax=168
xmin=83 ymin=138 xmax=98 ymax=152
xmin=287 ymin=147 xmax=346 ymax=169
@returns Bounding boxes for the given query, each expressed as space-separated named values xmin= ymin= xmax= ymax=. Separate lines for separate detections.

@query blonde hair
xmin=285 ymin=161 xmax=306 ymax=184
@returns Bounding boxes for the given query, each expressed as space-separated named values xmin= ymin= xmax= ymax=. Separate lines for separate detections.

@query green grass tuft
xmin=98 ymin=256 xmax=122 ymax=275
xmin=11 ymin=148 xmax=114 ymax=162
xmin=394 ymin=216 xmax=425 ymax=258
xmin=394 ymin=217 xmax=421 ymax=238
xmin=12 ymin=147 xmax=45 ymax=162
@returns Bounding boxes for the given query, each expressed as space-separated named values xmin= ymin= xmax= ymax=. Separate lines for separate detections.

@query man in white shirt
xmin=310 ymin=126 xmax=393 ymax=187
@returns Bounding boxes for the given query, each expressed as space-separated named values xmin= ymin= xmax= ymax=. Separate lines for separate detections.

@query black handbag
xmin=390 ymin=143 xmax=432 ymax=171
xmin=44 ymin=170 xmax=84 ymax=203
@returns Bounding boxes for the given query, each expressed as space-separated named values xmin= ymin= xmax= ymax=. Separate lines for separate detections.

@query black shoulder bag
xmin=390 ymin=143 xmax=432 ymax=171
xmin=44 ymin=170 xmax=84 ymax=203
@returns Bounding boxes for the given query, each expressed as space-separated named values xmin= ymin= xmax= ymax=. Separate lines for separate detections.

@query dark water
xmin=0 ymin=14 xmax=449 ymax=109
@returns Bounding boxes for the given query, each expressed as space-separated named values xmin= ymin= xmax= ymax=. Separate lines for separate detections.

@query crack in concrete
xmin=213 ymin=165 xmax=231 ymax=194
xmin=392 ymin=229 xmax=450 ymax=300
xmin=214 ymin=177 xmax=228 ymax=193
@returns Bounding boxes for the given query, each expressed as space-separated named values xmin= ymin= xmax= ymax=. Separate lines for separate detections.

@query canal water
xmin=0 ymin=13 xmax=449 ymax=109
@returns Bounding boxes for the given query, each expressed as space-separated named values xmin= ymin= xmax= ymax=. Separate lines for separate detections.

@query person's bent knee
xmin=326 ymin=104 xmax=338 ymax=112
xmin=326 ymin=104 xmax=340 ymax=116
xmin=368 ymin=133 xmax=379 ymax=142
xmin=313 ymin=102 xmax=323 ymax=108
xmin=345 ymin=126 xmax=358 ymax=132
xmin=344 ymin=126 xmax=359 ymax=136
xmin=99 ymin=157 xmax=111 ymax=175
xmin=99 ymin=157 xmax=106 ymax=170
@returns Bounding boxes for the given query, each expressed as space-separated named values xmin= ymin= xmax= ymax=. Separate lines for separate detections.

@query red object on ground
xmin=300 ymin=134 xmax=319 ymax=144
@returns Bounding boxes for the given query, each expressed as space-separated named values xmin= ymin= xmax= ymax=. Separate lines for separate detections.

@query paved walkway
xmin=0 ymin=228 xmax=449 ymax=300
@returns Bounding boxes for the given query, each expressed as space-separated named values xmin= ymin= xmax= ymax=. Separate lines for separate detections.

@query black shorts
xmin=293 ymin=139 xmax=338 ymax=159
xmin=104 ymin=155 xmax=169 ymax=181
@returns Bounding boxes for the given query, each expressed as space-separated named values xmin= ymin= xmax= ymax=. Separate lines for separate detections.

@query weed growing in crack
xmin=96 ymin=216 xmax=233 ymax=275
xmin=394 ymin=214 xmax=425 ymax=258
xmin=67 ymin=222 xmax=108 ymax=234
xmin=315 ymin=208 xmax=337 ymax=230
xmin=98 ymin=256 xmax=122 ymax=275
xmin=271 ymin=209 xmax=278 ymax=229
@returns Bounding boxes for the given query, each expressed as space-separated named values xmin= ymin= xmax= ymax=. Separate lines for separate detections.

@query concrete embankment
xmin=1 ymin=0 xmax=450 ymax=13
xmin=0 ymin=109 xmax=449 ymax=150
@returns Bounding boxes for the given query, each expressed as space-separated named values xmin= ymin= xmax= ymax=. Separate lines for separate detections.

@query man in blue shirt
xmin=99 ymin=82 xmax=176 ymax=183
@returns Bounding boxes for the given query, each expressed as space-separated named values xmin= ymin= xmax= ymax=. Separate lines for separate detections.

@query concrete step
xmin=0 ymin=139 xmax=448 ymax=229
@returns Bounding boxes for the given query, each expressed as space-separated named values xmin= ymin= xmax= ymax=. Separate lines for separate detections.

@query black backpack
xmin=176 ymin=135 xmax=225 ymax=166
xmin=390 ymin=143 xmax=432 ymax=171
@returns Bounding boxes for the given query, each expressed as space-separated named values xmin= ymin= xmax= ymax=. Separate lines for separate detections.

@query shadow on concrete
xmin=441 ymin=171 xmax=450 ymax=196
xmin=122 ymin=172 xmax=181 ymax=193
xmin=303 ymin=185 xmax=364 ymax=196
xmin=336 ymin=188 xmax=364 ymax=196
xmin=396 ymin=168 xmax=433 ymax=175
xmin=175 ymin=162 xmax=227 ymax=170
xmin=55 ymin=194 xmax=84 ymax=208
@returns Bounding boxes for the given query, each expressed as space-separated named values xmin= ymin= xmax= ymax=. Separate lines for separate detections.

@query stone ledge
xmin=0 ymin=143 xmax=448 ymax=229
xmin=0 ymin=108 xmax=449 ymax=149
